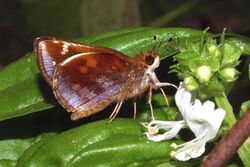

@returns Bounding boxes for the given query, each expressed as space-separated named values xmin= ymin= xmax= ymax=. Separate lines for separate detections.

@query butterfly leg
xmin=108 ymin=88 xmax=129 ymax=122
xmin=109 ymin=100 xmax=124 ymax=122
xmin=133 ymin=100 xmax=137 ymax=119
xmin=109 ymin=102 xmax=120 ymax=118
xmin=154 ymin=82 xmax=177 ymax=89
xmin=154 ymin=82 xmax=177 ymax=106
xmin=159 ymin=87 xmax=169 ymax=106
xmin=148 ymin=85 xmax=155 ymax=120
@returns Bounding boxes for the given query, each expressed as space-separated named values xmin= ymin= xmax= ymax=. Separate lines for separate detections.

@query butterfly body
xmin=34 ymin=37 xmax=172 ymax=121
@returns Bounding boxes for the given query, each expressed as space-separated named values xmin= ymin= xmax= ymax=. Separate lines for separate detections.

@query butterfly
xmin=34 ymin=37 xmax=176 ymax=121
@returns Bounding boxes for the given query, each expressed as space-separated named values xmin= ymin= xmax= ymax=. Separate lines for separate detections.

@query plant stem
xmin=214 ymin=92 xmax=236 ymax=125
xmin=214 ymin=92 xmax=250 ymax=166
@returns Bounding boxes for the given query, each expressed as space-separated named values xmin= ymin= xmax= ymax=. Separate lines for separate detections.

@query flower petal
xmin=205 ymin=108 xmax=226 ymax=140
xmin=173 ymin=143 xmax=205 ymax=161
xmin=181 ymin=98 xmax=225 ymax=140
xmin=143 ymin=120 xmax=185 ymax=142
xmin=171 ymin=135 xmax=207 ymax=161
xmin=175 ymin=83 xmax=192 ymax=118
xmin=202 ymin=100 xmax=215 ymax=113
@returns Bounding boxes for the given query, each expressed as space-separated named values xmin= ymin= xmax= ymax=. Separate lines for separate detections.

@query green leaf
xmin=0 ymin=160 xmax=16 ymax=167
xmin=221 ymin=43 xmax=241 ymax=67
xmin=17 ymin=134 xmax=57 ymax=167
xmin=0 ymin=76 xmax=54 ymax=121
xmin=16 ymin=119 xmax=180 ymax=167
xmin=225 ymin=34 xmax=250 ymax=55
xmin=0 ymin=55 xmax=38 ymax=92
xmin=0 ymin=133 xmax=55 ymax=166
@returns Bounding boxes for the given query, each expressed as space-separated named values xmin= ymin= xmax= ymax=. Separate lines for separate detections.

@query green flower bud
xmin=220 ymin=67 xmax=239 ymax=82
xmin=184 ymin=76 xmax=199 ymax=91
xmin=208 ymin=44 xmax=220 ymax=57
xmin=196 ymin=65 xmax=213 ymax=83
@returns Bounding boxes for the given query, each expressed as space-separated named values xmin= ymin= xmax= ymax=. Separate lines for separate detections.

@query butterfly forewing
xmin=34 ymin=37 xmax=123 ymax=85
xmin=53 ymin=52 xmax=133 ymax=120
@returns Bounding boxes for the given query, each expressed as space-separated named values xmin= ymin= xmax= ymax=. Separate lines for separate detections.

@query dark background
xmin=1 ymin=0 xmax=250 ymax=66
xmin=0 ymin=0 xmax=249 ymax=125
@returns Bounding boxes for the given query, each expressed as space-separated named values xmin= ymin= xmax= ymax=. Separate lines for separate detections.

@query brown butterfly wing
xmin=53 ymin=52 xmax=135 ymax=120
xmin=34 ymin=37 xmax=123 ymax=86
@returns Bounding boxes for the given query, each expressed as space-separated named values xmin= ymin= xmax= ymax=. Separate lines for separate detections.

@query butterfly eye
xmin=145 ymin=55 xmax=155 ymax=65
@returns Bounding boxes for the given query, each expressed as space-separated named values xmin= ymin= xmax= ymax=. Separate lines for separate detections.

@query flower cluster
xmin=143 ymin=83 xmax=225 ymax=161
xmin=170 ymin=30 xmax=241 ymax=99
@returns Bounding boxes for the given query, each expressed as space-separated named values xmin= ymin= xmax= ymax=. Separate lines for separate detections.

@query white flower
xmin=143 ymin=83 xmax=226 ymax=161
xmin=142 ymin=120 xmax=185 ymax=142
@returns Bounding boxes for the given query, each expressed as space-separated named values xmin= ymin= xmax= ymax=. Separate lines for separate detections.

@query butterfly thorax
xmin=125 ymin=50 xmax=161 ymax=98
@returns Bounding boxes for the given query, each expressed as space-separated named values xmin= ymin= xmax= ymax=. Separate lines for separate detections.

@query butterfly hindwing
xmin=53 ymin=52 xmax=133 ymax=120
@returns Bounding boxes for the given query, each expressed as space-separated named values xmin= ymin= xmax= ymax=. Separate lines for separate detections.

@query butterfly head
xmin=137 ymin=50 xmax=160 ymax=70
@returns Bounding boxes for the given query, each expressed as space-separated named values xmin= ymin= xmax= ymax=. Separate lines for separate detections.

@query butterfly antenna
xmin=156 ymin=34 xmax=168 ymax=51
xmin=151 ymin=36 xmax=157 ymax=51
xmin=164 ymin=33 xmax=180 ymax=52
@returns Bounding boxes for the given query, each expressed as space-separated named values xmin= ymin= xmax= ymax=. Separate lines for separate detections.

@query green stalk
xmin=214 ymin=92 xmax=250 ymax=166
xmin=214 ymin=92 xmax=236 ymax=125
